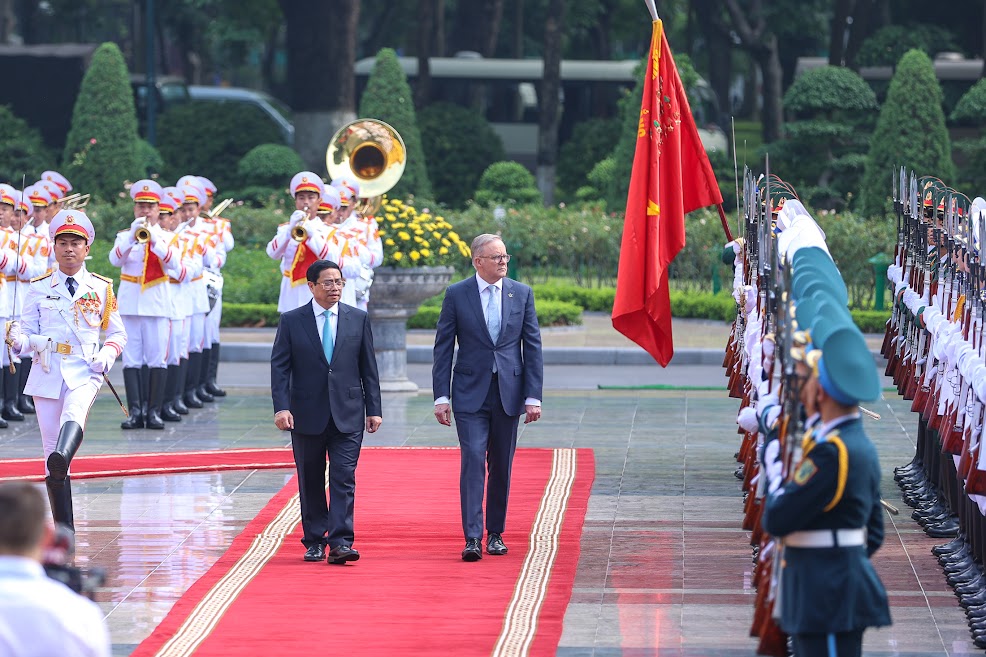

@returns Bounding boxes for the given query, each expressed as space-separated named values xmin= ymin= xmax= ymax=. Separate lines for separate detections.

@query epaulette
xmin=91 ymin=272 xmax=113 ymax=283
xmin=30 ymin=272 xmax=52 ymax=283
xmin=118 ymin=228 xmax=129 ymax=234
xmin=278 ymin=222 xmax=289 ymax=227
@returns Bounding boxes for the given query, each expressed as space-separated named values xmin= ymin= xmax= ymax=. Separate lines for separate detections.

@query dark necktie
xmin=66 ymin=276 xmax=77 ymax=297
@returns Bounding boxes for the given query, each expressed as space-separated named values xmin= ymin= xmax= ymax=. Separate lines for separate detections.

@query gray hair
xmin=471 ymin=233 xmax=504 ymax=256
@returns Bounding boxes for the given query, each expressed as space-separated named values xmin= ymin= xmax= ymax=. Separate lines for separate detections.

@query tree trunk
xmin=435 ymin=0 xmax=445 ymax=56
xmin=844 ymin=0 xmax=878 ymax=70
xmin=415 ymin=0 xmax=435 ymax=108
xmin=828 ymin=0 xmax=853 ymax=66
xmin=449 ymin=0 xmax=504 ymax=56
xmin=537 ymin=0 xmax=565 ymax=205
xmin=758 ymin=37 xmax=782 ymax=143
xmin=279 ymin=0 xmax=359 ymax=170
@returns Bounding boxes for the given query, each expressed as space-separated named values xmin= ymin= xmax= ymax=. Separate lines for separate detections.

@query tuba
xmin=326 ymin=118 xmax=406 ymax=216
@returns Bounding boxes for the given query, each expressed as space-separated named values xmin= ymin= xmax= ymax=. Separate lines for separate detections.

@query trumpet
xmin=207 ymin=197 xmax=234 ymax=219
xmin=60 ymin=193 xmax=90 ymax=210
xmin=291 ymin=207 xmax=310 ymax=242
xmin=133 ymin=217 xmax=151 ymax=243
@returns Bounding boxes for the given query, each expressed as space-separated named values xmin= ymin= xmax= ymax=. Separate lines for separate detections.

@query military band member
xmin=6 ymin=210 xmax=126 ymax=533
xmin=158 ymin=187 xmax=193 ymax=420
xmin=178 ymin=182 xmax=219 ymax=408
xmin=40 ymin=171 xmax=73 ymax=213
xmin=195 ymin=176 xmax=231 ymax=399
xmin=267 ymin=172 xmax=342 ymax=313
xmin=109 ymin=180 xmax=179 ymax=430
xmin=332 ymin=177 xmax=383 ymax=311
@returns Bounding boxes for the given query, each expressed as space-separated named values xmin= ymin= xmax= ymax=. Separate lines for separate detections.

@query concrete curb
xmin=219 ymin=342 xmax=886 ymax=366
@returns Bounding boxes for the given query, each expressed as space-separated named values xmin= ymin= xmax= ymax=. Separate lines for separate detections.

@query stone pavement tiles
xmin=0 ymin=389 xmax=977 ymax=655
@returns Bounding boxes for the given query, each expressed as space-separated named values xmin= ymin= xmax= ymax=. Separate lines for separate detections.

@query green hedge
xmin=850 ymin=309 xmax=891 ymax=333
xmin=533 ymin=283 xmax=615 ymax=312
xmin=669 ymin=291 xmax=736 ymax=322
xmin=221 ymin=303 xmax=280 ymax=327
xmin=408 ymin=299 xmax=583 ymax=330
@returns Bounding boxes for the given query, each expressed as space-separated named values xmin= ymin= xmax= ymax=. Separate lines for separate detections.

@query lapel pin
xmin=508 ymin=292 xmax=514 ymax=298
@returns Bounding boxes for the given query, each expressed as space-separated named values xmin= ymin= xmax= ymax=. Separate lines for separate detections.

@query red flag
xmin=612 ymin=19 xmax=723 ymax=366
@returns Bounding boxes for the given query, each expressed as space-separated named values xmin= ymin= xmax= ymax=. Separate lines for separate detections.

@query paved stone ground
xmin=0 ymin=365 xmax=980 ymax=655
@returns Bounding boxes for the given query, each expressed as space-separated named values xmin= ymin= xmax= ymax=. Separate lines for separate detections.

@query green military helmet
xmin=722 ymin=246 xmax=736 ymax=266
xmin=809 ymin=302 xmax=854 ymax=350
xmin=815 ymin=326 xmax=881 ymax=404
xmin=794 ymin=288 xmax=843 ymax=329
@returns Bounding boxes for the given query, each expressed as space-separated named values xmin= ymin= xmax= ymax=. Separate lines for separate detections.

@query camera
xmin=41 ymin=523 xmax=106 ymax=601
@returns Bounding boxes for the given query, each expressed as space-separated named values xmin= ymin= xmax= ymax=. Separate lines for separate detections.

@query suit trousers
xmin=453 ymin=373 xmax=520 ymax=539
xmin=34 ymin=377 xmax=101 ymax=476
xmin=291 ymin=416 xmax=363 ymax=549
xmin=792 ymin=630 xmax=863 ymax=657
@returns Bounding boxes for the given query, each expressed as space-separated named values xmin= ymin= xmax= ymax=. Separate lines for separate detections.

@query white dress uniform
xmin=332 ymin=178 xmax=383 ymax=310
xmin=9 ymin=209 xmax=126 ymax=532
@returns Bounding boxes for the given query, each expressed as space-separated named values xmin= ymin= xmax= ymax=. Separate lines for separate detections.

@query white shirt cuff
xmin=434 ymin=396 xmax=450 ymax=406
xmin=525 ymin=398 xmax=541 ymax=406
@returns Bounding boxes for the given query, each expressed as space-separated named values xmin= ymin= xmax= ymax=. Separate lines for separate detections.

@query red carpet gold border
xmin=493 ymin=448 xmax=577 ymax=657
xmin=154 ymin=491 xmax=302 ymax=657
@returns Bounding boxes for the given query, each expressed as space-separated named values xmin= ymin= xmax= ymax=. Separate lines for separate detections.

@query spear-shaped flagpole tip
xmin=643 ymin=0 xmax=658 ymax=21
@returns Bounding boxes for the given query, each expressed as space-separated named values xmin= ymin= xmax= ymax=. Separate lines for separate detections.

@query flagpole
xmin=643 ymin=0 xmax=657 ymax=20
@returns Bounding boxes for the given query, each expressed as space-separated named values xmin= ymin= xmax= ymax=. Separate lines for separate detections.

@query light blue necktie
xmin=321 ymin=309 xmax=334 ymax=363
xmin=486 ymin=285 xmax=500 ymax=344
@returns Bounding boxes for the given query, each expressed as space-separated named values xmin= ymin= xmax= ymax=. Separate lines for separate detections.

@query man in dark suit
xmin=271 ymin=260 xmax=382 ymax=565
xmin=433 ymin=234 xmax=544 ymax=562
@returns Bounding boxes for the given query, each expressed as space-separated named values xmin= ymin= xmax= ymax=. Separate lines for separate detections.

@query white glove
xmin=289 ymin=210 xmax=306 ymax=225
xmin=4 ymin=321 xmax=23 ymax=352
xmin=89 ymin=347 xmax=116 ymax=374
xmin=737 ymin=406 xmax=758 ymax=433
xmin=763 ymin=439 xmax=784 ymax=494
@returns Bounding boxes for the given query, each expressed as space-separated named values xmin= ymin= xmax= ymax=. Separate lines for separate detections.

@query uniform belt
xmin=191 ymin=275 xmax=203 ymax=282
xmin=4 ymin=275 xmax=13 ymax=282
xmin=784 ymin=528 xmax=865 ymax=548
xmin=54 ymin=342 xmax=85 ymax=356
xmin=120 ymin=274 xmax=141 ymax=284
xmin=169 ymin=278 xmax=180 ymax=284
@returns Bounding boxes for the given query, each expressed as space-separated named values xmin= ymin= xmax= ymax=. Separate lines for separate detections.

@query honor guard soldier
xmin=267 ymin=172 xmax=342 ymax=313
xmin=0 ymin=186 xmax=21 ymax=428
xmin=761 ymin=317 xmax=891 ymax=656
xmin=332 ymin=177 xmax=382 ymax=311
xmin=6 ymin=209 xmax=126 ymax=533
xmin=195 ymin=176 xmax=231 ymax=398
xmin=110 ymin=180 xmax=179 ymax=429
xmin=178 ymin=182 xmax=219 ymax=408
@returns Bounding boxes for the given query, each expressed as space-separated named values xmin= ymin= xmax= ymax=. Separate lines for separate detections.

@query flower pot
xmin=368 ymin=265 xmax=454 ymax=392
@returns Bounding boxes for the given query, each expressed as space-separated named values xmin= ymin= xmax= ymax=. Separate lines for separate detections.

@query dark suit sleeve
xmin=432 ymin=288 xmax=457 ymax=400
xmin=270 ymin=313 xmax=292 ymax=414
xmin=866 ymin=477 xmax=885 ymax=557
xmin=359 ymin=312 xmax=382 ymax=417
xmin=521 ymin=286 xmax=543 ymax=401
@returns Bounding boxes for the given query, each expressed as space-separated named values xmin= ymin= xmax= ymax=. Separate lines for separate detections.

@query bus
xmin=354 ymin=55 xmax=726 ymax=168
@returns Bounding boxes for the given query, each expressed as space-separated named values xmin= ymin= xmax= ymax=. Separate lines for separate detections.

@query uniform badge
xmin=75 ymin=291 xmax=103 ymax=327
xmin=793 ymin=458 xmax=818 ymax=485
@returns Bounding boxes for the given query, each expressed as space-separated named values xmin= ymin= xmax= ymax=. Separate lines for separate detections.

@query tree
xmin=860 ymin=49 xmax=954 ymax=216
xmin=0 ymin=105 xmax=51 ymax=184
xmin=61 ymin=42 xmax=140 ymax=200
xmin=721 ymin=0 xmax=783 ymax=143
xmin=358 ymin=48 xmax=433 ymax=201
xmin=419 ymin=103 xmax=504 ymax=208
xmin=537 ymin=0 xmax=566 ymax=205
xmin=279 ymin=0 xmax=358 ymax=170
xmin=949 ymin=79 xmax=986 ymax=191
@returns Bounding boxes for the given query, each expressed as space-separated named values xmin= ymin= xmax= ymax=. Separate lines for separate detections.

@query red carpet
xmin=0 ymin=447 xmax=295 ymax=482
xmin=131 ymin=447 xmax=593 ymax=657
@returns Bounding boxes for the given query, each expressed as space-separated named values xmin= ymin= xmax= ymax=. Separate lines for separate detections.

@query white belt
xmin=784 ymin=528 xmax=865 ymax=548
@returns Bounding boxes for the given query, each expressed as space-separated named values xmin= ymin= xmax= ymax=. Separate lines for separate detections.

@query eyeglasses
xmin=314 ymin=280 xmax=346 ymax=289
xmin=478 ymin=254 xmax=511 ymax=263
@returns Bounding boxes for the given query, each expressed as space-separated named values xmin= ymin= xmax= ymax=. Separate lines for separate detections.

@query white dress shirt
xmin=311 ymin=297 xmax=338 ymax=343
xmin=0 ymin=555 xmax=111 ymax=657
xmin=435 ymin=273 xmax=540 ymax=408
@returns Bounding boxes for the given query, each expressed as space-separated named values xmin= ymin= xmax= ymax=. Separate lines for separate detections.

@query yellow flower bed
xmin=377 ymin=197 xmax=472 ymax=268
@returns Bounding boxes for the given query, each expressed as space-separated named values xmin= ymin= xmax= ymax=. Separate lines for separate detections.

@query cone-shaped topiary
xmin=62 ymin=42 xmax=140 ymax=200
xmin=860 ymin=49 xmax=954 ymax=217
xmin=358 ymin=48 xmax=433 ymax=202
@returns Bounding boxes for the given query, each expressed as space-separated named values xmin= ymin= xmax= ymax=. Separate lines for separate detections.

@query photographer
xmin=0 ymin=482 xmax=110 ymax=657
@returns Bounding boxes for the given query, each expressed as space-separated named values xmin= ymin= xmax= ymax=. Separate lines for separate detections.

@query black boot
xmin=144 ymin=367 xmax=167 ymax=430
xmin=205 ymin=343 xmax=226 ymax=397
xmin=2 ymin=366 xmax=23 ymax=421
xmin=196 ymin=348 xmax=215 ymax=403
xmin=184 ymin=353 xmax=204 ymax=409
xmin=0 ymin=366 xmax=9 ymax=429
xmin=120 ymin=367 xmax=144 ymax=430
xmin=17 ymin=359 xmax=35 ymax=414
xmin=140 ymin=365 xmax=150 ymax=420
xmin=173 ymin=359 xmax=190 ymax=414
xmin=161 ymin=365 xmax=182 ymax=422
xmin=46 ymin=421 xmax=84 ymax=481
xmin=45 ymin=476 xmax=74 ymax=534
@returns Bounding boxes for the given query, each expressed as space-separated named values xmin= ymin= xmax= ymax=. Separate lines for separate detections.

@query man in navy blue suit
xmin=271 ymin=260 xmax=382 ymax=565
xmin=433 ymin=234 xmax=544 ymax=561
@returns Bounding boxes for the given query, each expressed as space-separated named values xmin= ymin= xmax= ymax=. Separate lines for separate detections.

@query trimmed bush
xmin=238 ymin=143 xmax=306 ymax=188
xmin=951 ymin=80 xmax=986 ymax=191
xmin=856 ymin=24 xmax=961 ymax=69
xmin=62 ymin=42 xmax=141 ymax=200
xmin=557 ymin=118 xmax=619 ymax=200
xmin=419 ymin=103 xmax=505 ymax=208
xmin=861 ymin=50 xmax=954 ymax=216
xmin=358 ymin=48 xmax=433 ymax=201
xmin=533 ymin=283 xmax=615 ymax=312
xmin=136 ymin=139 xmax=164 ymax=178
xmin=157 ymin=101 xmax=282 ymax=190
xmin=224 ymin=185 xmax=286 ymax=209
xmin=851 ymin=310 xmax=891 ymax=334
xmin=0 ymin=105 xmax=51 ymax=184
xmin=221 ymin=303 xmax=281 ymax=327
xmin=475 ymin=161 xmax=541 ymax=206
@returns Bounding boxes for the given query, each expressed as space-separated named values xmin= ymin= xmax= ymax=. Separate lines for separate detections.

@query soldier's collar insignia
xmin=793 ymin=458 xmax=818 ymax=486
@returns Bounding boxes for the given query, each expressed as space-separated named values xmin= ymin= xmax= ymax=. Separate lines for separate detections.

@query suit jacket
xmin=270 ymin=301 xmax=382 ymax=435
xmin=432 ymin=276 xmax=543 ymax=416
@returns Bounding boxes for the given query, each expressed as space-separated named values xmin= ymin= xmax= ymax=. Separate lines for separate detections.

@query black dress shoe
xmin=926 ymin=518 xmax=961 ymax=538
xmin=487 ymin=532 xmax=508 ymax=556
xmin=304 ymin=544 xmax=325 ymax=562
xmin=462 ymin=538 xmax=482 ymax=562
xmin=327 ymin=545 xmax=360 ymax=564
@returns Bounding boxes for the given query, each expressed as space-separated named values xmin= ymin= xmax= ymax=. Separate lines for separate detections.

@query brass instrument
xmin=60 ymin=193 xmax=90 ymax=210
xmin=134 ymin=217 xmax=151 ymax=243
xmin=208 ymin=197 xmax=234 ymax=219
xmin=326 ymin=118 xmax=406 ymax=215
xmin=291 ymin=207 xmax=310 ymax=242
